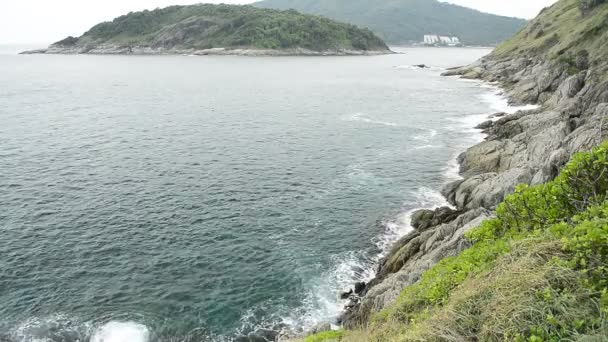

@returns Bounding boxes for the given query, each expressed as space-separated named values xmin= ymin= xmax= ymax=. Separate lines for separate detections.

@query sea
xmin=0 ymin=46 xmax=530 ymax=341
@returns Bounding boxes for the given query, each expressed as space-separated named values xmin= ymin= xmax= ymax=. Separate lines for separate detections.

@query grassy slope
xmin=492 ymin=0 xmax=608 ymax=67
xmin=255 ymin=0 xmax=526 ymax=46
xmin=305 ymin=142 xmax=608 ymax=341
xmin=56 ymin=4 xmax=388 ymax=52
xmin=303 ymin=1 xmax=608 ymax=341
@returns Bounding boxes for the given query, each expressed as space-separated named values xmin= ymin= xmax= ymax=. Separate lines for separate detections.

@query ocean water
xmin=1 ymin=47 xmax=516 ymax=341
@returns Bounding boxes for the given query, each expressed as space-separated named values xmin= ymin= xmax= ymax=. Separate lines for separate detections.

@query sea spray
xmin=90 ymin=321 xmax=150 ymax=342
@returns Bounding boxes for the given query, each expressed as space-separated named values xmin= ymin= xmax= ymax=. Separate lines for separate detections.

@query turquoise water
xmin=0 ymin=47 xmax=494 ymax=341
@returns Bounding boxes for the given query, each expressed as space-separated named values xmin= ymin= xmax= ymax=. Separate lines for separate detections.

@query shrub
xmin=367 ymin=142 xmax=608 ymax=341
xmin=468 ymin=141 xmax=608 ymax=241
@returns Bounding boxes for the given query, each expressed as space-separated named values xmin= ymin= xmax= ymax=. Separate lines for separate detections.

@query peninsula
xmin=22 ymin=4 xmax=390 ymax=56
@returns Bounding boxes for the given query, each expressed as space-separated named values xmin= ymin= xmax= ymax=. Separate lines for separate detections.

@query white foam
xmin=343 ymin=113 xmax=398 ymax=127
xmin=266 ymin=76 xmax=541 ymax=338
xmin=478 ymin=84 xmax=539 ymax=114
xmin=441 ymin=79 xmax=541 ymax=182
xmin=413 ymin=128 xmax=438 ymax=143
xmin=274 ymin=250 xmax=377 ymax=334
xmin=444 ymin=153 xmax=462 ymax=181
xmin=90 ymin=321 xmax=150 ymax=342
xmin=273 ymin=186 xmax=450 ymax=335
xmin=373 ymin=187 xmax=450 ymax=262
xmin=413 ymin=144 xmax=441 ymax=150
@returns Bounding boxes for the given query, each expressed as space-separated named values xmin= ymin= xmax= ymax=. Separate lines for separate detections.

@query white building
xmin=423 ymin=35 xmax=461 ymax=46
xmin=423 ymin=35 xmax=440 ymax=44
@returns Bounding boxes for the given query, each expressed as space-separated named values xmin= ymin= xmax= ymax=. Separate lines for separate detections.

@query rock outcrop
xmin=340 ymin=0 xmax=608 ymax=326
xmin=21 ymin=45 xmax=390 ymax=57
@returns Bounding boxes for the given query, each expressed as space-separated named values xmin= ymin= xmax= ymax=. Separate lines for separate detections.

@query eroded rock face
xmin=342 ymin=53 xmax=608 ymax=329
xmin=411 ymin=207 xmax=462 ymax=231
xmin=340 ymin=208 xmax=490 ymax=328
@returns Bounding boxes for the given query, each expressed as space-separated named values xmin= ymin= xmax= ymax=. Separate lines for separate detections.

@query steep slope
xmin=24 ymin=4 xmax=389 ymax=56
xmin=255 ymin=0 xmax=527 ymax=46
xmin=302 ymin=0 xmax=608 ymax=340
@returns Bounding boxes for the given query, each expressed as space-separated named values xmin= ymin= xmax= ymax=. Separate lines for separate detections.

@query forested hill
xmin=255 ymin=0 xmax=527 ymax=46
xmin=35 ymin=4 xmax=389 ymax=55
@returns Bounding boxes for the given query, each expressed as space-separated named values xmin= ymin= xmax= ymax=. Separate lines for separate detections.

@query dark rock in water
xmin=340 ymin=289 xmax=353 ymax=299
xmin=235 ymin=328 xmax=278 ymax=342
xmin=410 ymin=209 xmax=434 ymax=229
xmin=411 ymin=207 xmax=462 ymax=231
xmin=235 ymin=336 xmax=267 ymax=342
xmin=276 ymin=327 xmax=296 ymax=342
xmin=345 ymin=300 xmax=357 ymax=309
xmin=414 ymin=64 xmax=428 ymax=68
xmin=489 ymin=112 xmax=507 ymax=118
xmin=434 ymin=206 xmax=462 ymax=224
xmin=254 ymin=328 xmax=279 ymax=341
xmin=475 ymin=120 xmax=494 ymax=130
xmin=354 ymin=281 xmax=366 ymax=294
xmin=235 ymin=327 xmax=283 ymax=342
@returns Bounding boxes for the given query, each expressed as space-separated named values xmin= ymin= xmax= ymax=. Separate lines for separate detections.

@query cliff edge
xmin=319 ymin=0 xmax=608 ymax=340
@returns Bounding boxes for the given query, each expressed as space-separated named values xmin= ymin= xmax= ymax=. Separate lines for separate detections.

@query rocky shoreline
xmin=333 ymin=51 xmax=608 ymax=331
xmin=20 ymin=45 xmax=393 ymax=57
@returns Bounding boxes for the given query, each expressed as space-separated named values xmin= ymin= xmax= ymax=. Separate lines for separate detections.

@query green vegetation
xmin=306 ymin=142 xmax=608 ymax=340
xmin=255 ymin=0 xmax=526 ymax=46
xmin=492 ymin=0 xmax=608 ymax=66
xmin=54 ymin=4 xmax=388 ymax=52
xmin=303 ymin=330 xmax=346 ymax=342
xmin=301 ymin=2 xmax=608 ymax=340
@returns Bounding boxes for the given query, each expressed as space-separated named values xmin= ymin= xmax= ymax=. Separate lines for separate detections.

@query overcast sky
xmin=1 ymin=0 xmax=557 ymax=45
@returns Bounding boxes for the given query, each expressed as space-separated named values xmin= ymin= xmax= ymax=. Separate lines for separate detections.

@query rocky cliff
xmin=338 ymin=0 xmax=608 ymax=330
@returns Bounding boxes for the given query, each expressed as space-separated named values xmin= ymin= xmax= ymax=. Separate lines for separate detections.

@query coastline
xmin=19 ymin=46 xmax=394 ymax=57
xmin=333 ymin=47 xmax=608 ymax=333
xmin=278 ymin=68 xmax=539 ymax=341
xmin=332 ymin=74 xmax=537 ymax=329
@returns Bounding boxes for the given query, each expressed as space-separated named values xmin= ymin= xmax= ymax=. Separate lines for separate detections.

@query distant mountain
xmin=255 ymin=0 xmax=527 ymax=46
xmin=24 ymin=4 xmax=389 ymax=56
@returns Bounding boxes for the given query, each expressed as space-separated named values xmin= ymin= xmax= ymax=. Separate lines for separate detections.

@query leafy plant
xmin=363 ymin=141 xmax=608 ymax=341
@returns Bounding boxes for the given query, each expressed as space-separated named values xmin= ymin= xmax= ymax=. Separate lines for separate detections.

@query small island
xmin=22 ymin=4 xmax=391 ymax=56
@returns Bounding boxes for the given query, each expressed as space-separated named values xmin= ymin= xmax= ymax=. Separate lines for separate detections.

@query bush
xmin=468 ymin=141 xmax=608 ymax=241
xmin=367 ymin=141 xmax=608 ymax=341
xmin=400 ymin=240 xmax=605 ymax=341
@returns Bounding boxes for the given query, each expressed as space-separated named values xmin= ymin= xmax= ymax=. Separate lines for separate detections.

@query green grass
xmin=315 ymin=141 xmax=608 ymax=341
xmin=492 ymin=0 xmax=608 ymax=66
xmin=303 ymin=330 xmax=346 ymax=342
